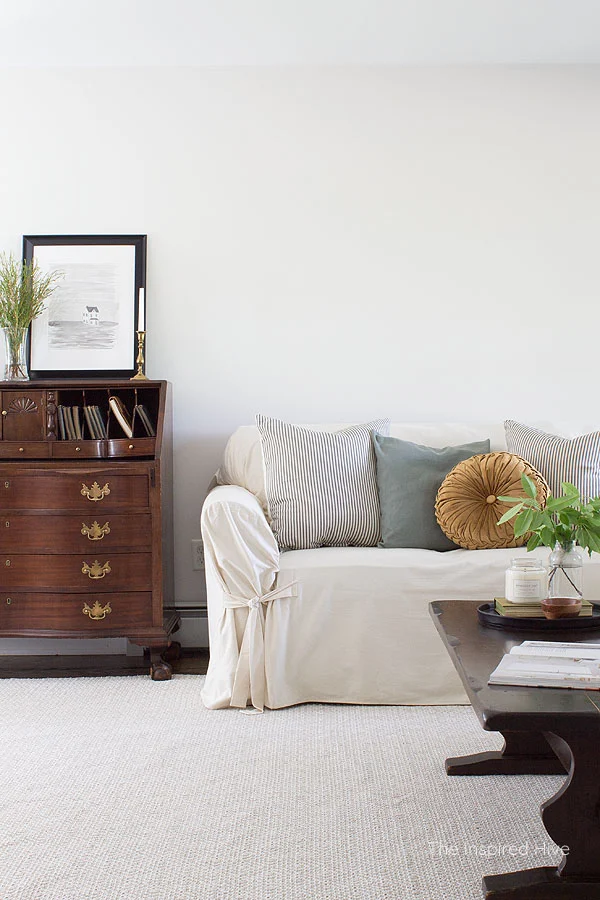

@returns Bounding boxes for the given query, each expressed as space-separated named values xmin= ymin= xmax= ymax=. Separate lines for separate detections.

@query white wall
xmin=1 ymin=65 xmax=599 ymax=617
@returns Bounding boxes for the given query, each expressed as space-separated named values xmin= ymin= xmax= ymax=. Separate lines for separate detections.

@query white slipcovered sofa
xmin=200 ymin=422 xmax=600 ymax=711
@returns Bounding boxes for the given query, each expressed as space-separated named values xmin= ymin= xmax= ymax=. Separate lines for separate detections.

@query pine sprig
xmin=0 ymin=253 xmax=63 ymax=340
xmin=0 ymin=253 xmax=63 ymax=377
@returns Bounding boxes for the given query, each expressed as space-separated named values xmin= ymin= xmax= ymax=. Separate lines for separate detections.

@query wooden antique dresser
xmin=0 ymin=379 xmax=179 ymax=679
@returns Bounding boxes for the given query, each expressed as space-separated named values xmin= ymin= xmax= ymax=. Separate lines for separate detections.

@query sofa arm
xmin=200 ymin=485 xmax=294 ymax=711
xmin=202 ymin=484 xmax=279 ymax=590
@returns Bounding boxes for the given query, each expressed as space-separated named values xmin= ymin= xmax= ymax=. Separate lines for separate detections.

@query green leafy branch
xmin=497 ymin=473 xmax=600 ymax=556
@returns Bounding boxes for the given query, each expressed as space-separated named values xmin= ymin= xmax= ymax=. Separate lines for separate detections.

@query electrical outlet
xmin=191 ymin=539 xmax=205 ymax=570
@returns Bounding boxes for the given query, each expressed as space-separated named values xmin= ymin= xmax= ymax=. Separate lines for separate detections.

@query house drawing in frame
xmin=83 ymin=305 xmax=100 ymax=326
xmin=24 ymin=234 xmax=146 ymax=378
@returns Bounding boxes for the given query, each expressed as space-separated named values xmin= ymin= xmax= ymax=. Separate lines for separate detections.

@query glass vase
xmin=547 ymin=542 xmax=583 ymax=601
xmin=2 ymin=327 xmax=29 ymax=381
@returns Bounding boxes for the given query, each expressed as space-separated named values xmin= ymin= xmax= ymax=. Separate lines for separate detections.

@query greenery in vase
xmin=497 ymin=474 xmax=600 ymax=555
xmin=0 ymin=252 xmax=62 ymax=378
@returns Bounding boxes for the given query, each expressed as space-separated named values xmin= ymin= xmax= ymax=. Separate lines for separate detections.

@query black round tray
xmin=477 ymin=602 xmax=600 ymax=631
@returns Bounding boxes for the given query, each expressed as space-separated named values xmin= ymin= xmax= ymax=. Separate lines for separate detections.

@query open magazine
xmin=489 ymin=641 xmax=600 ymax=690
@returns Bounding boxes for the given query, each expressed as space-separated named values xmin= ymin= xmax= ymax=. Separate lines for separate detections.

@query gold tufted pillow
xmin=435 ymin=452 xmax=549 ymax=550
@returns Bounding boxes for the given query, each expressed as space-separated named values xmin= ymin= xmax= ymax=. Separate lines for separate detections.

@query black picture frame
xmin=23 ymin=234 xmax=147 ymax=379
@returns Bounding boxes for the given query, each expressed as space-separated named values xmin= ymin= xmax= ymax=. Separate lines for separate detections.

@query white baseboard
xmin=171 ymin=608 xmax=208 ymax=648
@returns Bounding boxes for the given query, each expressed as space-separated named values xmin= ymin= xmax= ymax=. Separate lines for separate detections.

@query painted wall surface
xmin=0 ymin=66 xmax=599 ymax=629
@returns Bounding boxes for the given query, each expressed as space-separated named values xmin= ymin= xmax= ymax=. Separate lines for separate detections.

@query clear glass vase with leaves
xmin=497 ymin=476 xmax=600 ymax=601
xmin=0 ymin=253 xmax=62 ymax=380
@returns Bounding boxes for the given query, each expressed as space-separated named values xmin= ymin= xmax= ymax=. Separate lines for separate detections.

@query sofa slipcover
xmin=201 ymin=422 xmax=600 ymax=711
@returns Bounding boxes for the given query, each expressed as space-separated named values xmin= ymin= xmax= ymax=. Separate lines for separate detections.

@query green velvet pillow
xmin=373 ymin=434 xmax=491 ymax=551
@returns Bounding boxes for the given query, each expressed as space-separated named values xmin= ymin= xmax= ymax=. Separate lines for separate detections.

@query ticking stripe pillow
xmin=256 ymin=415 xmax=391 ymax=550
xmin=504 ymin=420 xmax=600 ymax=501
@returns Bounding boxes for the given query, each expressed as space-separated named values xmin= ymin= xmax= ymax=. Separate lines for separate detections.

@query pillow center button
xmin=486 ymin=494 xmax=497 ymax=504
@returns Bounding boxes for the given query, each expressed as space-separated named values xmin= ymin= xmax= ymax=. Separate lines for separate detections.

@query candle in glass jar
xmin=505 ymin=558 xmax=547 ymax=604
xmin=137 ymin=288 xmax=145 ymax=332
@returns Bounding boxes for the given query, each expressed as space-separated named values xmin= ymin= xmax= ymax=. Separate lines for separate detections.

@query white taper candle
xmin=138 ymin=288 xmax=145 ymax=332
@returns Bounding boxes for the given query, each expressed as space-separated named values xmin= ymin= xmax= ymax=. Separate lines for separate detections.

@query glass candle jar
xmin=505 ymin=557 xmax=547 ymax=604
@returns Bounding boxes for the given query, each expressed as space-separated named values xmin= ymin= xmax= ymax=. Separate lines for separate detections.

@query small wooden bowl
xmin=541 ymin=597 xmax=582 ymax=620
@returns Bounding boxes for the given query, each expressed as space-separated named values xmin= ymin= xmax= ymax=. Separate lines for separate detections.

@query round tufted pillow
xmin=435 ymin=452 xmax=549 ymax=550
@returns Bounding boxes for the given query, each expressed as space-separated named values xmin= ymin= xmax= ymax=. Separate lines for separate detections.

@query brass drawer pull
xmin=81 ymin=521 xmax=111 ymax=541
xmin=82 ymin=600 xmax=112 ymax=620
xmin=82 ymin=560 xmax=111 ymax=579
xmin=6 ymin=598 xmax=11 ymax=605
xmin=5 ymin=560 xmax=10 ymax=567
xmin=81 ymin=482 xmax=110 ymax=502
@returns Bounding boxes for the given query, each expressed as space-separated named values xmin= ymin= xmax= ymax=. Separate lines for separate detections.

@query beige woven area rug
xmin=1 ymin=675 xmax=564 ymax=900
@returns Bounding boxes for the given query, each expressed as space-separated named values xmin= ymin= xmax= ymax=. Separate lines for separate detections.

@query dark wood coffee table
xmin=430 ymin=599 xmax=600 ymax=900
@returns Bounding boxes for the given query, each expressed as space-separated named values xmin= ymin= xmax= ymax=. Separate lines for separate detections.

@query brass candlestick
xmin=130 ymin=331 xmax=149 ymax=380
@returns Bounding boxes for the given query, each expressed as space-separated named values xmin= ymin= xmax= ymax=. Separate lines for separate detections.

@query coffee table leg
xmin=446 ymin=730 xmax=566 ymax=775
xmin=481 ymin=726 xmax=600 ymax=899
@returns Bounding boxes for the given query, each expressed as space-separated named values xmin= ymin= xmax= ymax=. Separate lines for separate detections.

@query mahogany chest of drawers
xmin=0 ymin=379 xmax=178 ymax=679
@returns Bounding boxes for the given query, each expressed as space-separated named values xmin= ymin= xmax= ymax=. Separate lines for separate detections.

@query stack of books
xmin=108 ymin=396 xmax=156 ymax=438
xmin=59 ymin=404 xmax=107 ymax=440
xmin=134 ymin=403 xmax=156 ymax=437
xmin=57 ymin=405 xmax=85 ymax=441
xmin=489 ymin=640 xmax=600 ymax=689
xmin=494 ymin=597 xmax=593 ymax=618
xmin=58 ymin=398 xmax=156 ymax=441
xmin=82 ymin=405 xmax=107 ymax=440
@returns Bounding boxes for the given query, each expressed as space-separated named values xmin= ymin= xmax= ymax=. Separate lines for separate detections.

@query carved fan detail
xmin=8 ymin=396 xmax=38 ymax=414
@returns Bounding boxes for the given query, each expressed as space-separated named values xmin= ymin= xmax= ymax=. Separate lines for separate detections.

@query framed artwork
xmin=23 ymin=234 xmax=147 ymax=379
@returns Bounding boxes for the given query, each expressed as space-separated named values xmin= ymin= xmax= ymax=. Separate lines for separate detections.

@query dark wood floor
xmin=0 ymin=648 xmax=209 ymax=679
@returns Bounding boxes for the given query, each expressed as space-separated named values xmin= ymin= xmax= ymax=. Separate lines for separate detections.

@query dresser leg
xmin=129 ymin=612 xmax=182 ymax=680
xmin=149 ymin=648 xmax=173 ymax=681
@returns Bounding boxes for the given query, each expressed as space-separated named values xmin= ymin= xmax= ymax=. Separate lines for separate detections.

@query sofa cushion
xmin=217 ymin=424 xmax=271 ymax=512
xmin=256 ymin=415 xmax=390 ymax=550
xmin=373 ymin=434 xmax=490 ymax=551
xmin=505 ymin=420 xmax=600 ymax=501
xmin=272 ymin=545 xmax=600 ymax=707
xmin=435 ymin=451 xmax=549 ymax=550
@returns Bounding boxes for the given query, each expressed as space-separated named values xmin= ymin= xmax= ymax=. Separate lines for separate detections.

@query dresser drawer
xmin=0 ymin=592 xmax=153 ymax=631
xmin=51 ymin=441 xmax=105 ymax=459
xmin=107 ymin=438 xmax=156 ymax=458
xmin=0 ymin=442 xmax=50 ymax=459
xmin=0 ymin=472 xmax=149 ymax=510
xmin=0 ymin=513 xmax=152 ymax=553
xmin=1 ymin=553 xmax=152 ymax=591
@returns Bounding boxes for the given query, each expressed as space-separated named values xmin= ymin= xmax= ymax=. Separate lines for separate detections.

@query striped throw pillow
xmin=504 ymin=420 xmax=600 ymax=501
xmin=256 ymin=415 xmax=390 ymax=550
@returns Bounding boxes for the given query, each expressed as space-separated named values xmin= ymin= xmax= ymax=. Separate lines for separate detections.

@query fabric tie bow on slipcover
xmin=223 ymin=581 xmax=298 ymax=711
xmin=201 ymin=488 xmax=298 ymax=711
